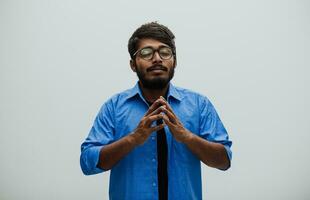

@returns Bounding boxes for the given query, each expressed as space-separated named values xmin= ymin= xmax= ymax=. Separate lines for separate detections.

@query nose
xmin=152 ymin=51 xmax=163 ymax=63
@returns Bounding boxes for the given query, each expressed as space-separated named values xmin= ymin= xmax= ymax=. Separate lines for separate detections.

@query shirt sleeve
xmin=80 ymin=99 xmax=115 ymax=175
xmin=199 ymin=96 xmax=233 ymax=162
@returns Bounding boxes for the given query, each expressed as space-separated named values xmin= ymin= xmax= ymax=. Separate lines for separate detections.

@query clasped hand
xmin=132 ymin=96 xmax=192 ymax=145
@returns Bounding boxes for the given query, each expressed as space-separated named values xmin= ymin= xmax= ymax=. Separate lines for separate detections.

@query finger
xmin=159 ymin=96 xmax=175 ymax=116
xmin=160 ymin=96 xmax=166 ymax=101
xmin=162 ymin=107 xmax=177 ymax=124
xmin=147 ymin=105 xmax=166 ymax=119
xmin=145 ymin=113 xmax=164 ymax=127
xmin=162 ymin=114 xmax=174 ymax=127
xmin=144 ymin=102 xmax=159 ymax=117
xmin=150 ymin=123 xmax=165 ymax=132
xmin=145 ymin=100 xmax=164 ymax=116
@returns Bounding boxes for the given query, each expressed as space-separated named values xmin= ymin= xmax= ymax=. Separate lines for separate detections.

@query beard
xmin=136 ymin=65 xmax=175 ymax=90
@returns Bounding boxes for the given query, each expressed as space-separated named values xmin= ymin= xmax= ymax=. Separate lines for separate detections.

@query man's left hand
xmin=159 ymin=96 xmax=193 ymax=143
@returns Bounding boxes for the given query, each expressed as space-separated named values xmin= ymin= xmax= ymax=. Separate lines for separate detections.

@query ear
xmin=130 ymin=59 xmax=136 ymax=72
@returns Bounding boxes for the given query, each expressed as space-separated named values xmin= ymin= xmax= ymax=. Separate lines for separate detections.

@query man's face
xmin=131 ymin=38 xmax=176 ymax=90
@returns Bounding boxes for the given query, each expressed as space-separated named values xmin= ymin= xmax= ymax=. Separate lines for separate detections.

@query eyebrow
xmin=140 ymin=45 xmax=170 ymax=49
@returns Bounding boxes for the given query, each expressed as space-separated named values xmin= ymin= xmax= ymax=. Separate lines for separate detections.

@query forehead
xmin=137 ymin=38 xmax=169 ymax=49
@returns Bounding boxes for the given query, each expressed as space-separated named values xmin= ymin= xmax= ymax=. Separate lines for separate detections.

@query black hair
xmin=128 ymin=22 xmax=176 ymax=60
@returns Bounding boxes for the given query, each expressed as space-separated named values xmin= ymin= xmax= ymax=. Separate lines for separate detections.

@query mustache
xmin=147 ymin=65 xmax=168 ymax=72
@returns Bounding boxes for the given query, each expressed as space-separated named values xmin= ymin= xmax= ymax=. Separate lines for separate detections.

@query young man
xmin=80 ymin=22 xmax=232 ymax=200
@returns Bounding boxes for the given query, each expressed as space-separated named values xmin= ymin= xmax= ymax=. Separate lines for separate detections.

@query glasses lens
xmin=159 ymin=47 xmax=172 ymax=59
xmin=139 ymin=48 xmax=153 ymax=60
xmin=138 ymin=47 xmax=173 ymax=60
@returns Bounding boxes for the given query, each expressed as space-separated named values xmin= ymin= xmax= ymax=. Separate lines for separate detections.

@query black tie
xmin=156 ymin=118 xmax=168 ymax=200
xmin=147 ymin=100 xmax=168 ymax=200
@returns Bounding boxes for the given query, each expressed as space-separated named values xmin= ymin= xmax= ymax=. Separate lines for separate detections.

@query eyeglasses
xmin=133 ymin=46 xmax=173 ymax=61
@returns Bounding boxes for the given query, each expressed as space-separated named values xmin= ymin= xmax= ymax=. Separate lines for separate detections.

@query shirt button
xmin=151 ymin=136 xmax=155 ymax=140
xmin=152 ymin=182 xmax=156 ymax=187
xmin=152 ymin=158 xmax=156 ymax=162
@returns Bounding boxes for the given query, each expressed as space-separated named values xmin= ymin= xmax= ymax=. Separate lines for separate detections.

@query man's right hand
xmin=97 ymin=98 xmax=167 ymax=170
xmin=131 ymin=99 xmax=166 ymax=145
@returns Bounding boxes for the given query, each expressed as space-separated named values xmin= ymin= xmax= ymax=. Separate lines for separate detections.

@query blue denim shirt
xmin=80 ymin=82 xmax=232 ymax=200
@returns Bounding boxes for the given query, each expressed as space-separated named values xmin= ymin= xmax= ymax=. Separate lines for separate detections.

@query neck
xmin=138 ymin=81 xmax=169 ymax=103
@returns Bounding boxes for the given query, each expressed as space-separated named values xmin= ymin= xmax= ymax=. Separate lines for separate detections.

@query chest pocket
xmin=114 ymin=107 xmax=145 ymax=139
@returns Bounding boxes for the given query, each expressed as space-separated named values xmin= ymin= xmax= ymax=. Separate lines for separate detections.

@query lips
xmin=147 ymin=65 xmax=168 ymax=72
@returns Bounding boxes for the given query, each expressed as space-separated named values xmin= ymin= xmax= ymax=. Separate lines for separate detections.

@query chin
xmin=141 ymin=77 xmax=170 ymax=90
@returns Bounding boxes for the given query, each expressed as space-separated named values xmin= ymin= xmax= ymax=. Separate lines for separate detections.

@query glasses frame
xmin=133 ymin=46 xmax=174 ymax=61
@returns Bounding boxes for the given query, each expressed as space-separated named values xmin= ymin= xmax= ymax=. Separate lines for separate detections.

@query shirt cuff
xmin=80 ymin=145 xmax=105 ymax=175
xmin=224 ymin=145 xmax=232 ymax=161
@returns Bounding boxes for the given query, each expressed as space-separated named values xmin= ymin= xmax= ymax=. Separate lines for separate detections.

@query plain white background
xmin=1 ymin=0 xmax=309 ymax=199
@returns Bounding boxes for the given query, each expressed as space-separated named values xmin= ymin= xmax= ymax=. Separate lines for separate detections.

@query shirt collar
xmin=124 ymin=82 xmax=182 ymax=102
